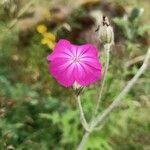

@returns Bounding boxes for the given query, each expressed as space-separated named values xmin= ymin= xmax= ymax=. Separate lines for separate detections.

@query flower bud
xmin=73 ymin=82 xmax=81 ymax=90
xmin=98 ymin=16 xmax=114 ymax=45
xmin=99 ymin=25 xmax=114 ymax=44
xmin=73 ymin=82 xmax=83 ymax=95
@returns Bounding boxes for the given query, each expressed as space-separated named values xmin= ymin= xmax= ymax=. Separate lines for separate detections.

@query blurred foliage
xmin=113 ymin=7 xmax=150 ymax=51
xmin=0 ymin=0 xmax=150 ymax=150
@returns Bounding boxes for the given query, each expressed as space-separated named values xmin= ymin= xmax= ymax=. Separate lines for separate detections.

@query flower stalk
xmin=75 ymin=94 xmax=90 ymax=132
xmin=91 ymin=16 xmax=113 ymax=125
xmin=92 ymin=43 xmax=111 ymax=118
xmin=77 ymin=47 xmax=150 ymax=150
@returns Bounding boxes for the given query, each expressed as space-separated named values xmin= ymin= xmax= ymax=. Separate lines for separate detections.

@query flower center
xmin=72 ymin=56 xmax=80 ymax=63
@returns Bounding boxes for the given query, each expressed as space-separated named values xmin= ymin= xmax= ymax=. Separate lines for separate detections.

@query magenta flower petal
xmin=47 ymin=39 xmax=73 ymax=61
xmin=49 ymin=58 xmax=75 ymax=87
xmin=80 ymin=57 xmax=101 ymax=69
xmin=47 ymin=39 xmax=102 ymax=87
xmin=76 ymin=63 xmax=101 ymax=86
xmin=78 ymin=44 xmax=98 ymax=58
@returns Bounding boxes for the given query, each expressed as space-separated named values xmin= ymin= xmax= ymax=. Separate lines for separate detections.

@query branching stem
xmin=76 ymin=94 xmax=90 ymax=132
xmin=77 ymin=47 xmax=150 ymax=150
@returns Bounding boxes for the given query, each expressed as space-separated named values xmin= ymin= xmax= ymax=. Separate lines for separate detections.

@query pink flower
xmin=47 ymin=39 xmax=102 ymax=87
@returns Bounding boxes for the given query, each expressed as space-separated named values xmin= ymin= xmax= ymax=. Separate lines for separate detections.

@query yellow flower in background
xmin=36 ymin=23 xmax=56 ymax=50
xmin=37 ymin=24 xmax=47 ymax=34
xmin=41 ymin=37 xmax=51 ymax=45
xmin=43 ymin=32 xmax=56 ymax=42
xmin=41 ymin=32 xmax=56 ymax=50
xmin=47 ymin=41 xmax=55 ymax=49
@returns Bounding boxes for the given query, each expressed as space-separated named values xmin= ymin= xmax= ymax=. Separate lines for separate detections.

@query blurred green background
xmin=0 ymin=0 xmax=150 ymax=149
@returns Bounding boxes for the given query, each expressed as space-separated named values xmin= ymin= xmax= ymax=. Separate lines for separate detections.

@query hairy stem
xmin=92 ymin=47 xmax=150 ymax=128
xmin=92 ymin=44 xmax=111 ymax=118
xmin=76 ymin=94 xmax=90 ymax=132
xmin=77 ymin=47 xmax=150 ymax=150
xmin=77 ymin=132 xmax=90 ymax=150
